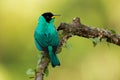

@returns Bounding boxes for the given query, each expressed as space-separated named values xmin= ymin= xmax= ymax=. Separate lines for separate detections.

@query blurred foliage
xmin=89 ymin=37 xmax=101 ymax=47
xmin=0 ymin=0 xmax=120 ymax=80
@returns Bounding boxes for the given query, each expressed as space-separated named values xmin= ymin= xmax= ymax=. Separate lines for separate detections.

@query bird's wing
xmin=34 ymin=32 xmax=49 ymax=51
xmin=34 ymin=16 xmax=49 ymax=50
xmin=47 ymin=23 xmax=59 ymax=47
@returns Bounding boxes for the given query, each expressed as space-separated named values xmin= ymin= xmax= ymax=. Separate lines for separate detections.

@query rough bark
xmin=35 ymin=17 xmax=120 ymax=80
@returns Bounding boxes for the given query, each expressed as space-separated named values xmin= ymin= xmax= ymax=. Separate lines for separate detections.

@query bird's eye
xmin=46 ymin=16 xmax=49 ymax=18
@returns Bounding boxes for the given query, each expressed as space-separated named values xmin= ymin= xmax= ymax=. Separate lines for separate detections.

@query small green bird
xmin=34 ymin=12 xmax=60 ymax=67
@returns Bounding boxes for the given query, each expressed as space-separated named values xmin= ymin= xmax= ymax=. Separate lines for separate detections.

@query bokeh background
xmin=0 ymin=0 xmax=120 ymax=80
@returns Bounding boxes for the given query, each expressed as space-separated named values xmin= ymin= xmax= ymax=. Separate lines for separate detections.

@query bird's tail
xmin=48 ymin=46 xmax=60 ymax=67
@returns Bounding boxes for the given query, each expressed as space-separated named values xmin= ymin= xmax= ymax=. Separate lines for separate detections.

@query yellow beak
xmin=52 ymin=15 xmax=61 ymax=18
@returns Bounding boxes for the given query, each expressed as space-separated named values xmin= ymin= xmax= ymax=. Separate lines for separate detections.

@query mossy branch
xmin=35 ymin=17 xmax=120 ymax=80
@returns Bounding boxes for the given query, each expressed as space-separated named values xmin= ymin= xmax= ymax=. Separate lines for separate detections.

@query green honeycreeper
xmin=34 ymin=12 xmax=60 ymax=67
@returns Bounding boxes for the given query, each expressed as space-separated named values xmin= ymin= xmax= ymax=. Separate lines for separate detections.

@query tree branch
xmin=57 ymin=17 xmax=120 ymax=46
xmin=35 ymin=17 xmax=120 ymax=80
xmin=35 ymin=52 xmax=50 ymax=80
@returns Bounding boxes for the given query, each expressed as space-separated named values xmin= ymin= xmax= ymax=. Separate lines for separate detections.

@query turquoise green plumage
xmin=34 ymin=12 xmax=60 ymax=67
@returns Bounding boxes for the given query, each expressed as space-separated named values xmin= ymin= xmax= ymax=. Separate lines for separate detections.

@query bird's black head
xmin=42 ymin=12 xmax=54 ymax=23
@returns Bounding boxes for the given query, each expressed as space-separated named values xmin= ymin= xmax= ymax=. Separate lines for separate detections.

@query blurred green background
xmin=0 ymin=0 xmax=120 ymax=80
